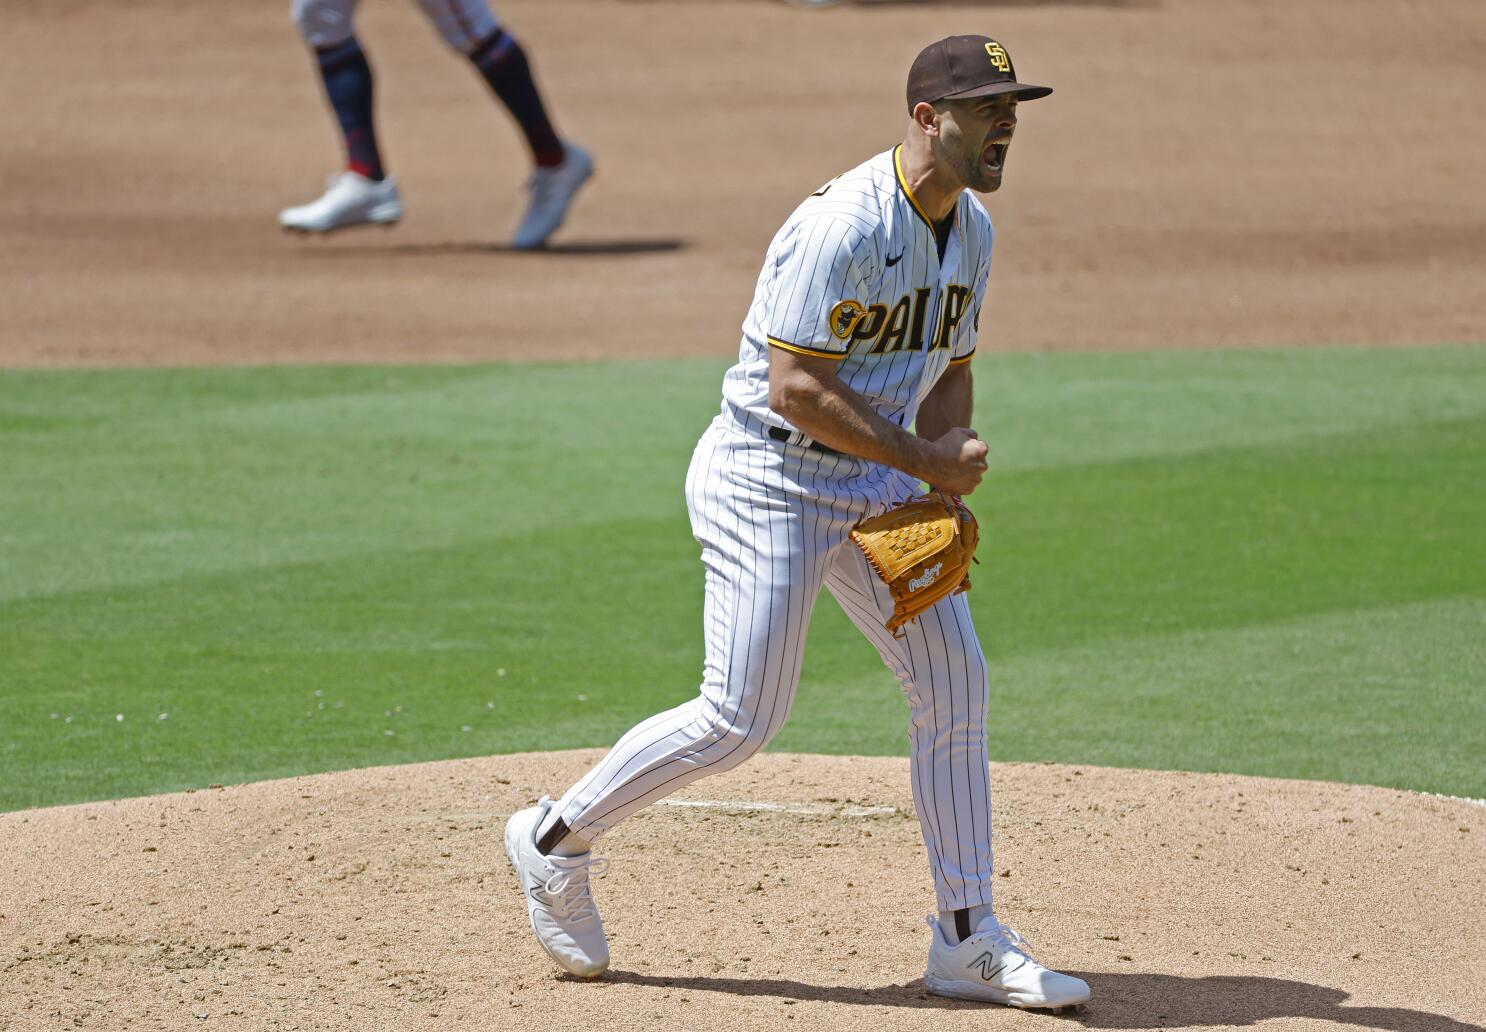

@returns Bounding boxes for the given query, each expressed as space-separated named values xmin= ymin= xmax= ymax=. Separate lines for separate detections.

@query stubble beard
xmin=934 ymin=127 xmax=1001 ymax=194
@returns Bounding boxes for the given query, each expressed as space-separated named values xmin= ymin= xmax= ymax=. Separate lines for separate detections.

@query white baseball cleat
xmin=511 ymin=143 xmax=593 ymax=250
xmin=504 ymin=797 xmax=610 ymax=977
xmin=924 ymin=914 xmax=1091 ymax=1010
xmin=279 ymin=171 xmax=403 ymax=233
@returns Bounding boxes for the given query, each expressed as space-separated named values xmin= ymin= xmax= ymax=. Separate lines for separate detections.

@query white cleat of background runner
xmin=279 ymin=171 xmax=403 ymax=233
xmin=511 ymin=143 xmax=593 ymax=249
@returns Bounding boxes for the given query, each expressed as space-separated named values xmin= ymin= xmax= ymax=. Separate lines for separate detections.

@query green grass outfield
xmin=2 ymin=346 xmax=1483 ymax=812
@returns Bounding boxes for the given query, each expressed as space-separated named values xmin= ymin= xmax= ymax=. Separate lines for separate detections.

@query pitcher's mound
xmin=2 ymin=751 xmax=1481 ymax=1030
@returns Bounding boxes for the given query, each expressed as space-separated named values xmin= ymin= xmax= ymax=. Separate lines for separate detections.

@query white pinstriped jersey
xmin=722 ymin=146 xmax=993 ymax=437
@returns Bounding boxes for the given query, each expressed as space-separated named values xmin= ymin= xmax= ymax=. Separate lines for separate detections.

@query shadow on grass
xmin=602 ymin=969 xmax=1482 ymax=1030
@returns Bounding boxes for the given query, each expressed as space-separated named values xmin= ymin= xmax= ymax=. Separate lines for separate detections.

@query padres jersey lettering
xmin=724 ymin=146 xmax=992 ymax=435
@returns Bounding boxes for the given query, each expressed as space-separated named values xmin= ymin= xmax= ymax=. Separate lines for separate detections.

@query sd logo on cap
xmin=906 ymin=35 xmax=1052 ymax=111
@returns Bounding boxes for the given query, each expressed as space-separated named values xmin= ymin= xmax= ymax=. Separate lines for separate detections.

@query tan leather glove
xmin=849 ymin=491 xmax=979 ymax=636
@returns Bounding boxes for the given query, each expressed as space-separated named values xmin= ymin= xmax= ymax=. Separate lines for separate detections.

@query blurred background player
xmin=279 ymin=0 xmax=591 ymax=249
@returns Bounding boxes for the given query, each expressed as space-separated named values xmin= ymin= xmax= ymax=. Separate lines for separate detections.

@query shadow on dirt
xmin=290 ymin=238 xmax=688 ymax=258
xmin=1066 ymin=972 xmax=1484 ymax=1031
xmin=783 ymin=0 xmax=1155 ymax=9
xmin=603 ymin=969 xmax=1482 ymax=1031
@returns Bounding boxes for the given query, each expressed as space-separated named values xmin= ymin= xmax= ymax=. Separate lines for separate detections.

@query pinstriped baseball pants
xmin=548 ymin=413 xmax=997 ymax=912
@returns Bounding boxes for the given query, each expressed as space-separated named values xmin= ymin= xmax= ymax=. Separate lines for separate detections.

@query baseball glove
xmin=849 ymin=491 xmax=979 ymax=636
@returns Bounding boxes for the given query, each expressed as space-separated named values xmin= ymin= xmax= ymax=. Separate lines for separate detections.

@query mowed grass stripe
xmin=779 ymin=596 xmax=1486 ymax=796
xmin=1 ymin=346 xmax=1482 ymax=809
xmin=1 ymin=364 xmax=718 ymax=601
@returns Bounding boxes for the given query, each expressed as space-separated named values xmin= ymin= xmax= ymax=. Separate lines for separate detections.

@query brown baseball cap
xmin=906 ymin=35 xmax=1052 ymax=111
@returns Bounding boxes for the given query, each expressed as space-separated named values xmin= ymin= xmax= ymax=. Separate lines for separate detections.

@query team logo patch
xmin=984 ymin=40 xmax=1011 ymax=73
xmin=829 ymin=299 xmax=868 ymax=340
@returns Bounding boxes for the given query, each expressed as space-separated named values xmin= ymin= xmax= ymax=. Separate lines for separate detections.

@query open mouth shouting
xmin=983 ymin=137 xmax=1012 ymax=174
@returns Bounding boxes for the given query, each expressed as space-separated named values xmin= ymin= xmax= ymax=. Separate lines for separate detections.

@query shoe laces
xmin=542 ymin=855 xmax=608 ymax=923
xmin=929 ymin=914 xmax=1040 ymax=962
xmin=984 ymin=920 xmax=1040 ymax=963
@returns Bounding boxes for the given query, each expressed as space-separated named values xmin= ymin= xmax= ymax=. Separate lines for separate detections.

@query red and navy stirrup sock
xmin=469 ymin=29 xmax=565 ymax=168
xmin=315 ymin=37 xmax=385 ymax=181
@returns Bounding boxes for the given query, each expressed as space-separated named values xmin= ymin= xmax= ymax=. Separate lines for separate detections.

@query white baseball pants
xmin=548 ymin=410 xmax=997 ymax=912
xmin=292 ymin=0 xmax=499 ymax=53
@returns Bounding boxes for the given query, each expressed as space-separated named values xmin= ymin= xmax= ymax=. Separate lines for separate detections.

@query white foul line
xmin=655 ymin=798 xmax=898 ymax=818
xmin=1426 ymin=792 xmax=1486 ymax=810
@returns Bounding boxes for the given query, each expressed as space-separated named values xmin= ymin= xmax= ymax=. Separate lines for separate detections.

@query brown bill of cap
xmin=906 ymin=34 xmax=1052 ymax=111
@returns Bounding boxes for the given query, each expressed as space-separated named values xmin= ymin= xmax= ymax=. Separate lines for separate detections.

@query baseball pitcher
xmin=504 ymin=35 xmax=1090 ymax=1011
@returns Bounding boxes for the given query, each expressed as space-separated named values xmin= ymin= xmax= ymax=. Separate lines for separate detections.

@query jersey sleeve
xmin=762 ymin=214 xmax=875 ymax=360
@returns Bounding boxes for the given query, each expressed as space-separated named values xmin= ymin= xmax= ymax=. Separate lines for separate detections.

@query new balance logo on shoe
xmin=971 ymin=951 xmax=1007 ymax=982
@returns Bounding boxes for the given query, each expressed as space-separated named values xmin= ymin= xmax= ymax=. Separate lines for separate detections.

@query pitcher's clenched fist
xmin=925 ymin=427 xmax=989 ymax=495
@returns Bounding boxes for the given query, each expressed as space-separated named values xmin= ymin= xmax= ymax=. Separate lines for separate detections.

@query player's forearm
xmin=770 ymin=367 xmax=936 ymax=480
xmin=916 ymin=363 xmax=974 ymax=442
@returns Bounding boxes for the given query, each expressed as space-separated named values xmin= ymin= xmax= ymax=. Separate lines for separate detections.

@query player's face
xmin=933 ymin=96 xmax=1018 ymax=193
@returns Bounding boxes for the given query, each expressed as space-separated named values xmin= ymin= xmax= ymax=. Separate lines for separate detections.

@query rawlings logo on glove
xmin=907 ymin=562 xmax=944 ymax=593
xmin=849 ymin=491 xmax=979 ymax=636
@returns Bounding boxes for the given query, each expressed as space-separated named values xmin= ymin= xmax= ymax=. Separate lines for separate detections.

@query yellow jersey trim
xmin=948 ymin=350 xmax=976 ymax=366
xmin=893 ymin=145 xmax=936 ymax=232
xmin=767 ymin=336 xmax=849 ymax=360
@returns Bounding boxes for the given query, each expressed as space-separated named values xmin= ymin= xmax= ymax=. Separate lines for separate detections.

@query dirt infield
xmin=2 ymin=751 xmax=1482 ymax=1031
xmin=2 ymin=0 xmax=1483 ymax=368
